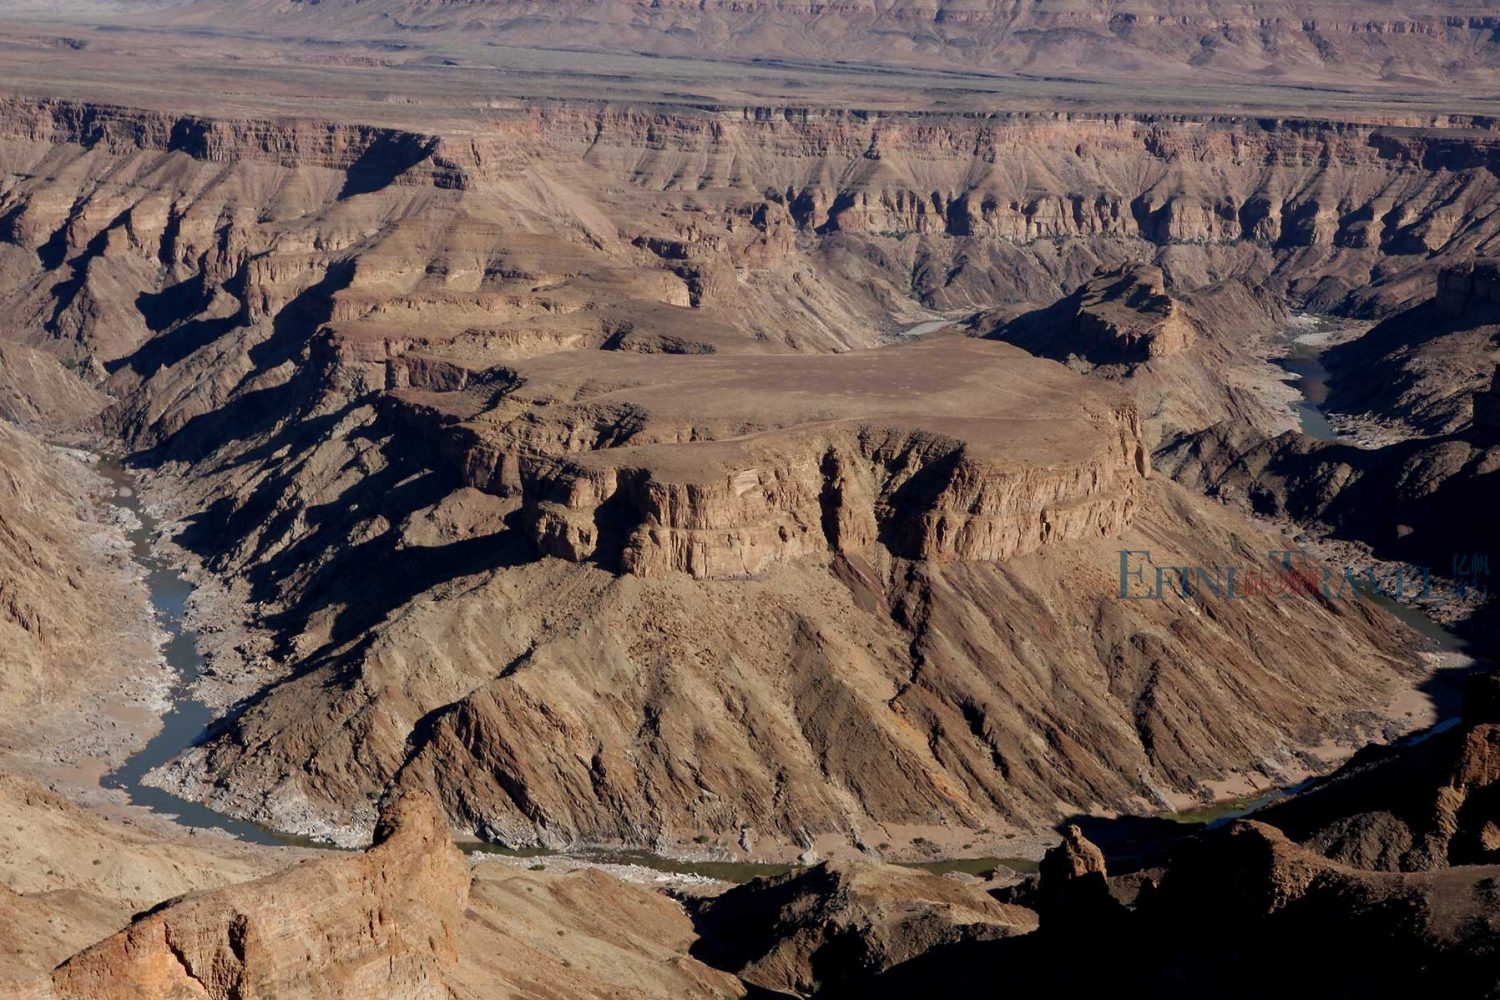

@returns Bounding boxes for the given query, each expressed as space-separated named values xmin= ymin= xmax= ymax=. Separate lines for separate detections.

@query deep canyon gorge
xmin=1 ymin=0 xmax=1500 ymax=996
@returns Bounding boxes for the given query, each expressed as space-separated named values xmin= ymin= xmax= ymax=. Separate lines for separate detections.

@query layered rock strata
xmin=382 ymin=337 xmax=1150 ymax=580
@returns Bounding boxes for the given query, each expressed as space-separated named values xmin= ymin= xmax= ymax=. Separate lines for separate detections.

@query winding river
xmin=1162 ymin=323 xmax=1478 ymax=826
xmin=97 ymin=457 xmax=310 ymax=848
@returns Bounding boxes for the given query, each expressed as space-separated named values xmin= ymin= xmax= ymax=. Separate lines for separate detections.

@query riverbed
xmin=1165 ymin=319 xmax=1480 ymax=826
xmin=96 ymin=457 xmax=315 ymax=848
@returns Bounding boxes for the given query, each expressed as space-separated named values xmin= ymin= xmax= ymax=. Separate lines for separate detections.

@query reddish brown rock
xmin=51 ymin=791 xmax=468 ymax=1000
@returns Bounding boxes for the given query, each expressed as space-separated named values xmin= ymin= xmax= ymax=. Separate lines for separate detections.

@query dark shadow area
xmin=35 ymin=219 xmax=70 ymax=270
xmin=586 ymin=469 xmax=647 ymax=570
xmin=338 ymin=132 xmax=440 ymax=200
xmin=249 ymin=258 xmax=355 ymax=370
xmin=146 ymin=371 xmax=316 ymax=464
xmin=119 ymin=268 xmax=251 ymax=380
xmin=39 ymin=208 xmax=131 ymax=336
xmin=971 ymin=295 xmax=1084 ymax=361
xmin=112 ymin=309 xmax=243 ymax=379
xmin=134 ymin=273 xmax=213 ymax=333
xmin=131 ymin=259 xmax=358 ymax=464
xmin=1322 ymin=297 xmax=1500 ymax=433
xmin=874 ymin=448 xmax=964 ymax=558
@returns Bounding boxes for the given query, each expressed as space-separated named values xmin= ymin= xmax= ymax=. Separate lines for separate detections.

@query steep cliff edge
xmin=382 ymin=338 xmax=1150 ymax=580
xmin=5 ymin=97 xmax=1500 ymax=391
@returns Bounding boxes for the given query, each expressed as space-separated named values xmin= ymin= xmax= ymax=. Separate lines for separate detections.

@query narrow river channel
xmin=96 ymin=457 xmax=309 ymax=848
xmin=1163 ymin=322 xmax=1480 ymax=827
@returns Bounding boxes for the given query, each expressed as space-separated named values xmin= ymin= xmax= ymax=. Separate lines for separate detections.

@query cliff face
xmin=381 ymin=339 xmax=1149 ymax=581
xmin=1072 ymin=266 xmax=1197 ymax=362
xmin=511 ymin=105 xmax=1500 ymax=274
xmin=150 ymin=437 xmax=1416 ymax=851
xmin=1437 ymin=257 xmax=1500 ymax=318
xmin=4 ymin=97 xmax=1500 ymax=394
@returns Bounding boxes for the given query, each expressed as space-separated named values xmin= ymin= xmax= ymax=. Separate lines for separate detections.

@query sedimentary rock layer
xmin=382 ymin=338 xmax=1150 ymax=579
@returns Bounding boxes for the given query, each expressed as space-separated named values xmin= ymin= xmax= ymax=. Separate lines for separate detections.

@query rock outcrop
xmin=1255 ymin=673 xmax=1500 ymax=872
xmin=1437 ymin=258 xmax=1500 ymax=319
xmin=51 ymin=790 xmax=468 ymax=999
xmin=1072 ymin=266 xmax=1198 ymax=363
xmin=384 ymin=337 xmax=1150 ymax=580
xmin=976 ymin=267 xmax=1288 ymax=443
xmin=0 ymin=774 xmax=284 ymax=993
xmin=692 ymin=860 xmax=1035 ymax=997
xmin=2 ymin=778 xmax=742 ymax=999
xmin=1034 ymin=823 xmax=1121 ymax=926
xmin=869 ymin=820 xmax=1500 ymax=996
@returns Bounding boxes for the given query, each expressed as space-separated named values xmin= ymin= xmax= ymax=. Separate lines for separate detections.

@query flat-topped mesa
xmin=386 ymin=337 xmax=1150 ymax=579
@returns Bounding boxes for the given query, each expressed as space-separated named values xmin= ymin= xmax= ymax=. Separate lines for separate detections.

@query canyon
xmin=0 ymin=0 xmax=1496 ymax=995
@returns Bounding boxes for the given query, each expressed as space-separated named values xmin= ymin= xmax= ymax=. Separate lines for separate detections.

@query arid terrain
xmin=0 ymin=0 xmax=1498 ymax=996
